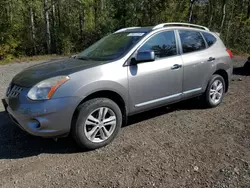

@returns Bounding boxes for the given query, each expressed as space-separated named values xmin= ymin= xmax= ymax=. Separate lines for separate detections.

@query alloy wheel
xmin=84 ymin=107 xmax=117 ymax=143
xmin=209 ymin=80 xmax=224 ymax=105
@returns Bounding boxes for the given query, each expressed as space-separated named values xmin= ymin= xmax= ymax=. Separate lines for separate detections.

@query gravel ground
xmin=0 ymin=57 xmax=249 ymax=188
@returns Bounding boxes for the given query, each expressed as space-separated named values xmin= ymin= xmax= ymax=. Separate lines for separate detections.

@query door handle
xmin=207 ymin=57 xmax=216 ymax=62
xmin=171 ymin=64 xmax=182 ymax=70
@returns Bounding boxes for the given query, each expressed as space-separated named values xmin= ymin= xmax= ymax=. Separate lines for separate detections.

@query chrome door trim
xmin=135 ymin=88 xmax=202 ymax=108
xmin=135 ymin=93 xmax=182 ymax=108
xmin=183 ymin=88 xmax=202 ymax=94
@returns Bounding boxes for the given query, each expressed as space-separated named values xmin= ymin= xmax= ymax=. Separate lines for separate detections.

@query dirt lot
xmin=0 ymin=57 xmax=249 ymax=188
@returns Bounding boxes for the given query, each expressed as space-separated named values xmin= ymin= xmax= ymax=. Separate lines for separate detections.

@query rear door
xmin=178 ymin=30 xmax=212 ymax=98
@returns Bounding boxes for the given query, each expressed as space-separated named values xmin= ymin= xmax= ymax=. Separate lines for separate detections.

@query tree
xmin=44 ymin=0 xmax=51 ymax=53
xmin=189 ymin=0 xmax=196 ymax=22
xmin=51 ymin=0 xmax=57 ymax=53
xmin=220 ymin=0 xmax=227 ymax=32
xmin=30 ymin=6 xmax=36 ymax=54
xmin=248 ymin=0 xmax=250 ymax=18
xmin=0 ymin=0 xmax=250 ymax=59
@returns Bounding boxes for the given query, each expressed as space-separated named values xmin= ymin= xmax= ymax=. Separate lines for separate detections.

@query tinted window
xmin=139 ymin=31 xmax=177 ymax=58
xmin=179 ymin=30 xmax=206 ymax=53
xmin=203 ymin=32 xmax=217 ymax=47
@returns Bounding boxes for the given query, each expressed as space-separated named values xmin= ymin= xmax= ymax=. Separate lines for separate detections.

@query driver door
xmin=128 ymin=30 xmax=183 ymax=113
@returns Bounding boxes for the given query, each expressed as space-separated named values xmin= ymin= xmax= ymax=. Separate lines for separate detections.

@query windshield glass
xmin=77 ymin=32 xmax=146 ymax=61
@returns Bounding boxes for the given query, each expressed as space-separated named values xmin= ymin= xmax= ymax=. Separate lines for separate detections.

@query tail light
xmin=226 ymin=49 xmax=233 ymax=59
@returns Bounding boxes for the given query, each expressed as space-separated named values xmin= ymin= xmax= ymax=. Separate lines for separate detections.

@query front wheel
xmin=72 ymin=98 xmax=122 ymax=150
xmin=204 ymin=75 xmax=225 ymax=108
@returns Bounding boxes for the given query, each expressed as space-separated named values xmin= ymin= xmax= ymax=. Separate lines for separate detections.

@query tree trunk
xmin=94 ymin=1 xmax=97 ymax=29
xmin=208 ymin=0 xmax=213 ymax=28
xmin=9 ymin=0 xmax=13 ymax=23
xmin=248 ymin=0 xmax=250 ymax=18
xmin=226 ymin=0 xmax=235 ymax=45
xmin=51 ymin=0 xmax=57 ymax=53
xmin=79 ymin=4 xmax=84 ymax=43
xmin=209 ymin=14 xmax=213 ymax=28
xmin=44 ymin=0 xmax=51 ymax=54
xmin=189 ymin=0 xmax=195 ymax=23
xmin=123 ymin=0 xmax=126 ymax=27
xmin=30 ymin=7 xmax=37 ymax=55
xmin=101 ymin=0 xmax=105 ymax=11
xmin=240 ymin=0 xmax=245 ymax=15
xmin=220 ymin=0 xmax=226 ymax=33
xmin=57 ymin=0 xmax=61 ymax=28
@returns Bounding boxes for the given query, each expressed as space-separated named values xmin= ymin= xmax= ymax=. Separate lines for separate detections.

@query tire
xmin=244 ymin=61 xmax=250 ymax=69
xmin=204 ymin=74 xmax=225 ymax=108
xmin=72 ymin=98 xmax=122 ymax=150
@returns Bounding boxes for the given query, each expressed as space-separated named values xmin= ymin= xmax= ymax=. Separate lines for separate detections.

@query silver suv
xmin=2 ymin=23 xmax=233 ymax=149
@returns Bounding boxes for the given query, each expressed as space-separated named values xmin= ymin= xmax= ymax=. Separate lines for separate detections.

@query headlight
xmin=27 ymin=76 xmax=70 ymax=100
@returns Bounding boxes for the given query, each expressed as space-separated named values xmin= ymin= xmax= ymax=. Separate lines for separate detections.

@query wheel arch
xmin=71 ymin=90 xmax=128 ymax=130
xmin=213 ymin=69 xmax=229 ymax=93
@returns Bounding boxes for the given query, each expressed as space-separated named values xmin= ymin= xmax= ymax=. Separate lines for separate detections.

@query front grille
xmin=7 ymin=85 xmax=23 ymax=98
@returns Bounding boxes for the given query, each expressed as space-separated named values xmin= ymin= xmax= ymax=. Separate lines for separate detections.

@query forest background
xmin=0 ymin=0 xmax=249 ymax=61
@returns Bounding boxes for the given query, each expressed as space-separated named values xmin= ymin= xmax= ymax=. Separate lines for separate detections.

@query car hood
xmin=12 ymin=58 xmax=108 ymax=87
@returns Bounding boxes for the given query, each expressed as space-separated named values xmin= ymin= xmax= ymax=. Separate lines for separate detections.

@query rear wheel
xmin=72 ymin=98 xmax=122 ymax=150
xmin=204 ymin=75 xmax=225 ymax=108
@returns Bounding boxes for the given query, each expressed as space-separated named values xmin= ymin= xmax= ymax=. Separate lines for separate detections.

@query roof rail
xmin=153 ymin=22 xmax=209 ymax=31
xmin=115 ymin=27 xmax=141 ymax=33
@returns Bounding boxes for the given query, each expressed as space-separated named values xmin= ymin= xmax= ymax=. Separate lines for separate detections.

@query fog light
xmin=27 ymin=119 xmax=41 ymax=130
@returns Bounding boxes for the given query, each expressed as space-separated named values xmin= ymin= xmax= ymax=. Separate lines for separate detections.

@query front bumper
xmin=2 ymin=95 xmax=82 ymax=138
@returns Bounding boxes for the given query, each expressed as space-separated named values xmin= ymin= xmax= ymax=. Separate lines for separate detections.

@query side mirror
xmin=131 ymin=51 xmax=155 ymax=65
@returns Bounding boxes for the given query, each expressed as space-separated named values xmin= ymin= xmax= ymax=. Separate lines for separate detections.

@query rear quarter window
xmin=179 ymin=30 xmax=206 ymax=54
xmin=202 ymin=32 xmax=217 ymax=47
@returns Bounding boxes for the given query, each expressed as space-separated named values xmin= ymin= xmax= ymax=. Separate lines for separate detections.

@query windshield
xmin=77 ymin=32 xmax=146 ymax=61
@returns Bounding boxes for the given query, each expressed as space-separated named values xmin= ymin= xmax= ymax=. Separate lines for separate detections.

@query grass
xmin=0 ymin=54 xmax=68 ymax=65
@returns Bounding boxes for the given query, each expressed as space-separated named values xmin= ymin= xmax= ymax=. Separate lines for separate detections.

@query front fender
xmin=74 ymin=80 xmax=129 ymax=106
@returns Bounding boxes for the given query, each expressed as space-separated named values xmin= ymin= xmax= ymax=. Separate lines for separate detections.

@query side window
xmin=139 ymin=31 xmax=177 ymax=58
xmin=202 ymin=32 xmax=217 ymax=47
xmin=179 ymin=30 xmax=206 ymax=53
